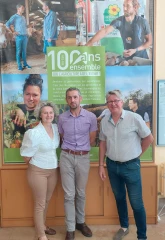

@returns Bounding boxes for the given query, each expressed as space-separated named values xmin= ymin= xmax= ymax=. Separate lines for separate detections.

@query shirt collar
xmin=46 ymin=10 xmax=51 ymax=17
xmin=121 ymin=109 xmax=125 ymax=118
xmin=109 ymin=109 xmax=125 ymax=121
xmin=68 ymin=107 xmax=85 ymax=117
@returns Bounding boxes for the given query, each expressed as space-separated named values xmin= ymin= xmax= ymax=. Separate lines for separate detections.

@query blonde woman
xmin=20 ymin=102 xmax=59 ymax=240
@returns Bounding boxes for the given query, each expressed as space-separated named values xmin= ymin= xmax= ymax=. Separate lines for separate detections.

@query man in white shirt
xmin=99 ymin=90 xmax=153 ymax=240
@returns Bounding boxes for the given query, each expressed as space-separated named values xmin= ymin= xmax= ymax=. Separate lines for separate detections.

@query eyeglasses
xmin=107 ymin=100 xmax=121 ymax=105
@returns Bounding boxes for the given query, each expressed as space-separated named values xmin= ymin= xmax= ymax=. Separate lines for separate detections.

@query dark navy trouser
xmin=106 ymin=157 xmax=147 ymax=239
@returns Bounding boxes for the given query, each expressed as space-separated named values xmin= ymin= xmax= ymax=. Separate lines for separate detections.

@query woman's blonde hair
xmin=34 ymin=101 xmax=59 ymax=120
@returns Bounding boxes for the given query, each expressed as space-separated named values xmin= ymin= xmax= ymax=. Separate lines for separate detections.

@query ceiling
xmin=0 ymin=0 xmax=76 ymax=27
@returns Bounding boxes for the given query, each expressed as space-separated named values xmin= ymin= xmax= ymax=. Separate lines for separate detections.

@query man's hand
xmin=48 ymin=38 xmax=52 ymax=42
xmin=141 ymin=133 xmax=154 ymax=156
xmin=123 ymin=49 xmax=136 ymax=57
xmin=13 ymin=108 xmax=26 ymax=126
xmin=13 ymin=31 xmax=19 ymax=36
xmin=99 ymin=166 xmax=106 ymax=181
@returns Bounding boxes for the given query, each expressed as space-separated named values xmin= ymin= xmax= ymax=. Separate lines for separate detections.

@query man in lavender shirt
xmin=58 ymin=87 xmax=97 ymax=240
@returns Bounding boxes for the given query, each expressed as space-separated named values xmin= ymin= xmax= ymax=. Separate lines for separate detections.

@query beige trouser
xmin=27 ymin=164 xmax=58 ymax=238
xmin=59 ymin=151 xmax=90 ymax=231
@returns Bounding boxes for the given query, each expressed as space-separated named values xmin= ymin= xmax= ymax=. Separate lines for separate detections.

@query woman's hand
xmin=23 ymin=156 xmax=32 ymax=164
xmin=13 ymin=108 xmax=26 ymax=126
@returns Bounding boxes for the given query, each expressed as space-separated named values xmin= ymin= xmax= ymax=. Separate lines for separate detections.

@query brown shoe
xmin=45 ymin=226 xmax=56 ymax=235
xmin=65 ymin=231 xmax=75 ymax=240
xmin=76 ymin=222 xmax=92 ymax=237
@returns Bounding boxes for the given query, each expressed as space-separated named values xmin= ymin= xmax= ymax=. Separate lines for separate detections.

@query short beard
xmin=124 ymin=12 xmax=134 ymax=17
xmin=70 ymin=106 xmax=77 ymax=110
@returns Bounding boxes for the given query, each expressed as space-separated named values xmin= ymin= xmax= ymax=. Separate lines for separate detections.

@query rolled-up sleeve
xmin=6 ymin=15 xmax=16 ymax=28
xmin=20 ymin=129 xmax=40 ymax=157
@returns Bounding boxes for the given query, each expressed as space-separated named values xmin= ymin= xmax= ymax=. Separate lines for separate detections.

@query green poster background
xmin=4 ymin=146 xmax=152 ymax=163
xmin=47 ymin=46 xmax=105 ymax=104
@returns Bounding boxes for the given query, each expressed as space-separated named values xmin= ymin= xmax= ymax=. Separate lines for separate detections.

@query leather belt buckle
xmin=62 ymin=149 xmax=88 ymax=156
xmin=69 ymin=149 xmax=72 ymax=155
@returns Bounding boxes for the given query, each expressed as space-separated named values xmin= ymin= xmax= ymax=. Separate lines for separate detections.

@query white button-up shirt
xmin=20 ymin=122 xmax=59 ymax=169
xmin=99 ymin=110 xmax=151 ymax=162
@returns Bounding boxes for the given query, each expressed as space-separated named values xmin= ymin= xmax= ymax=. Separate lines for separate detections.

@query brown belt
xmin=62 ymin=149 xmax=89 ymax=156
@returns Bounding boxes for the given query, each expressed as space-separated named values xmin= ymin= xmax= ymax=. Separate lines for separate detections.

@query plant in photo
xmin=3 ymin=92 xmax=39 ymax=148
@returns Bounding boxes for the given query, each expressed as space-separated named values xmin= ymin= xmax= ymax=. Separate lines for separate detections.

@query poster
xmin=47 ymin=46 xmax=105 ymax=104
xmin=0 ymin=0 xmax=154 ymax=163
xmin=157 ymin=80 xmax=165 ymax=145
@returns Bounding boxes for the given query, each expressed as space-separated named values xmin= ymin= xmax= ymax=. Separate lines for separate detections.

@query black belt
xmin=107 ymin=157 xmax=139 ymax=164
xmin=62 ymin=149 xmax=89 ymax=156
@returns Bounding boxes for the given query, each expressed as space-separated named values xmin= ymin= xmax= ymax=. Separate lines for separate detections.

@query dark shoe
xmin=65 ymin=231 xmax=75 ymax=240
xmin=76 ymin=222 xmax=92 ymax=237
xmin=23 ymin=64 xmax=32 ymax=69
xmin=45 ymin=226 xmax=56 ymax=235
xmin=113 ymin=228 xmax=129 ymax=240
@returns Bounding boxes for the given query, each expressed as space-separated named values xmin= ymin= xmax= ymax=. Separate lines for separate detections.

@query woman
xmin=20 ymin=102 xmax=59 ymax=240
xmin=14 ymin=74 xmax=43 ymax=133
xmin=3 ymin=74 xmax=43 ymax=148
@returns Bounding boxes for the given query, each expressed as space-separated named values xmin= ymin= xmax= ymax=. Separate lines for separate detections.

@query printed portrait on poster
xmin=85 ymin=0 xmax=153 ymax=67
xmin=2 ymin=74 xmax=48 ymax=148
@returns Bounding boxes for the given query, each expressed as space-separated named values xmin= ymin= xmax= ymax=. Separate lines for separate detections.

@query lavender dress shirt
xmin=58 ymin=108 xmax=97 ymax=151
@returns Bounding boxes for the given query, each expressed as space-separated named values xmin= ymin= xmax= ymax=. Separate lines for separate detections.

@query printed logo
xmin=48 ymin=48 xmax=102 ymax=76
xmin=126 ymin=37 xmax=132 ymax=44
xmin=47 ymin=46 xmax=105 ymax=104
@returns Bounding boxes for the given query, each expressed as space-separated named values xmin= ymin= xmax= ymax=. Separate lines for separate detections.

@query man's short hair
xmin=106 ymin=90 xmax=123 ymax=101
xmin=66 ymin=87 xmax=82 ymax=97
xmin=43 ymin=1 xmax=52 ymax=9
xmin=129 ymin=97 xmax=139 ymax=106
xmin=16 ymin=3 xmax=24 ymax=9
xmin=131 ymin=0 xmax=140 ymax=11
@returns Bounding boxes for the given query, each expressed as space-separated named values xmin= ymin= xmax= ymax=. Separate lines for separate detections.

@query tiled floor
xmin=0 ymin=199 xmax=165 ymax=240
xmin=0 ymin=222 xmax=165 ymax=240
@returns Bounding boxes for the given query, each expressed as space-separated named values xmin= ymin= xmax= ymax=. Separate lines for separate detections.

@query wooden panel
xmin=1 ymin=170 xmax=33 ymax=218
xmin=85 ymin=167 xmax=104 ymax=216
xmin=0 ymin=164 xmax=157 ymax=227
xmin=54 ymin=173 xmax=65 ymax=217
xmin=141 ymin=166 xmax=157 ymax=216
